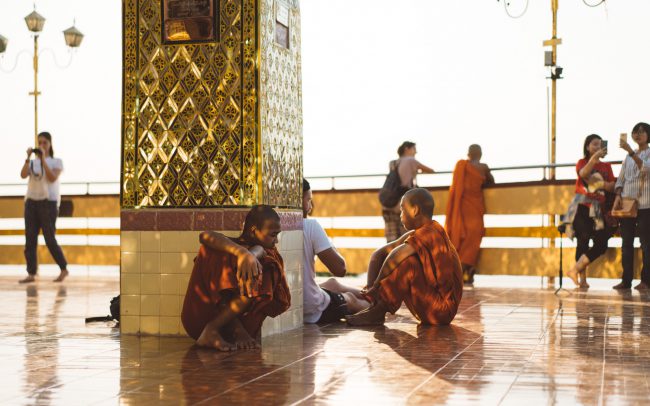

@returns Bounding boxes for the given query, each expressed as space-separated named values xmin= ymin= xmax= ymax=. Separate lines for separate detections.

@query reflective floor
xmin=1 ymin=276 xmax=649 ymax=405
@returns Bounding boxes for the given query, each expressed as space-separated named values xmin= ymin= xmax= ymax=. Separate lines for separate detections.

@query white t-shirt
xmin=302 ymin=218 xmax=333 ymax=323
xmin=25 ymin=157 xmax=63 ymax=206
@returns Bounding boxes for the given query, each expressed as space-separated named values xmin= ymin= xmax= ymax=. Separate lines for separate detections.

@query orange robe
xmin=377 ymin=221 xmax=463 ymax=325
xmin=445 ymin=160 xmax=486 ymax=267
xmin=181 ymin=244 xmax=291 ymax=341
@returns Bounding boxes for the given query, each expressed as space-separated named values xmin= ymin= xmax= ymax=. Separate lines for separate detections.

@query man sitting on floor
xmin=347 ymin=188 xmax=463 ymax=326
xmin=181 ymin=205 xmax=291 ymax=351
xmin=302 ymin=179 xmax=370 ymax=323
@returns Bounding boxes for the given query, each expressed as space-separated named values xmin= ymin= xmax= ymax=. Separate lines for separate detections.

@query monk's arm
xmin=482 ymin=164 xmax=495 ymax=185
xmin=366 ymin=231 xmax=413 ymax=287
xmin=371 ymin=243 xmax=417 ymax=288
xmin=199 ymin=231 xmax=263 ymax=296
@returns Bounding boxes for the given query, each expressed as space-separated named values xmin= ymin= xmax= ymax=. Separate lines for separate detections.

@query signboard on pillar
xmin=275 ymin=0 xmax=290 ymax=49
xmin=162 ymin=0 xmax=219 ymax=44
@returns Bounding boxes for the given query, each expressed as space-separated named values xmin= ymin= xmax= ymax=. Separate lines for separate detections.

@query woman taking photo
xmin=612 ymin=122 xmax=650 ymax=290
xmin=19 ymin=132 xmax=68 ymax=284
xmin=566 ymin=134 xmax=616 ymax=288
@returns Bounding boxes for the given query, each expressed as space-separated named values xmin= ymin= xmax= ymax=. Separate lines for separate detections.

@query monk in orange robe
xmin=181 ymin=205 xmax=291 ymax=351
xmin=445 ymin=144 xmax=494 ymax=284
xmin=348 ymin=188 xmax=463 ymax=326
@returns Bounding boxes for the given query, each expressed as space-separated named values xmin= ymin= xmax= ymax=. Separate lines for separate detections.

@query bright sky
xmin=1 ymin=0 xmax=649 ymax=185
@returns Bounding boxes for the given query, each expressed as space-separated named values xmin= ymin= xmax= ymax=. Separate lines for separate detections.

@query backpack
xmin=378 ymin=160 xmax=409 ymax=207
xmin=85 ymin=295 xmax=120 ymax=323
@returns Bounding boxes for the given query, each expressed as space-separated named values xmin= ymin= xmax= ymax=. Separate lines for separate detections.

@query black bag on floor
xmin=85 ymin=295 xmax=120 ymax=323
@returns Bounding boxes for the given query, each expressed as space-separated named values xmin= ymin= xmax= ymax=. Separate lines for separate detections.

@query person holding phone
xmin=612 ymin=123 xmax=650 ymax=290
xmin=19 ymin=132 xmax=68 ymax=284
xmin=565 ymin=134 xmax=616 ymax=288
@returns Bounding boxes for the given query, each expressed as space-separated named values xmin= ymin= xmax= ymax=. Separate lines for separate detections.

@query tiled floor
xmin=1 ymin=276 xmax=649 ymax=405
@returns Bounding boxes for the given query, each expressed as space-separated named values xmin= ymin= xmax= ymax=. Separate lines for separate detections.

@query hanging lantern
xmin=0 ymin=35 xmax=8 ymax=53
xmin=63 ymin=25 xmax=84 ymax=48
xmin=24 ymin=10 xmax=46 ymax=33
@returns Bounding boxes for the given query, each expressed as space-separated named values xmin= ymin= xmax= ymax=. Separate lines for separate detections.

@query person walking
xmin=565 ymin=134 xmax=616 ymax=288
xmin=19 ymin=132 xmax=68 ymax=283
xmin=381 ymin=141 xmax=434 ymax=242
xmin=612 ymin=123 xmax=650 ymax=290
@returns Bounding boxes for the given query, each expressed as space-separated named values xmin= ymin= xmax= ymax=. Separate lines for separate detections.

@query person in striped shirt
xmin=612 ymin=122 xmax=650 ymax=291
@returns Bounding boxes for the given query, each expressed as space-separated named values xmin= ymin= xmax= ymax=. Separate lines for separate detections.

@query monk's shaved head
xmin=468 ymin=144 xmax=482 ymax=160
xmin=243 ymin=205 xmax=281 ymax=233
xmin=403 ymin=188 xmax=435 ymax=218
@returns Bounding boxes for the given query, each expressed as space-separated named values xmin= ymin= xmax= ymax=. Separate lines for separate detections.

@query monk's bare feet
xmin=53 ymin=270 xmax=69 ymax=283
xmin=346 ymin=302 xmax=387 ymax=326
xmin=231 ymin=322 xmax=260 ymax=350
xmin=196 ymin=325 xmax=236 ymax=351
xmin=19 ymin=275 xmax=36 ymax=284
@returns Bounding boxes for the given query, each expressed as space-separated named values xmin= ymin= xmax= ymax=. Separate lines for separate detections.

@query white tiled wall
xmin=120 ymin=230 xmax=303 ymax=337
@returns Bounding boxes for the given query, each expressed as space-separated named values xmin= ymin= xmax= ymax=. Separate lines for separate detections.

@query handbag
xmin=611 ymin=171 xmax=645 ymax=218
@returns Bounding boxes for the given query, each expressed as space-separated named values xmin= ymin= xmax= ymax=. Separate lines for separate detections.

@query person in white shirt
xmin=302 ymin=179 xmax=370 ymax=323
xmin=19 ymin=132 xmax=68 ymax=284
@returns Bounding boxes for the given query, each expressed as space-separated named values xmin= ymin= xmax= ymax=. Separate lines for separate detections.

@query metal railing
xmin=306 ymin=161 xmax=622 ymax=190
xmin=0 ymin=161 xmax=623 ymax=196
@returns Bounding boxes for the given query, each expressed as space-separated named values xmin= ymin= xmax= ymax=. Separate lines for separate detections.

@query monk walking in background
xmin=348 ymin=188 xmax=463 ymax=326
xmin=181 ymin=205 xmax=291 ymax=351
xmin=445 ymin=144 xmax=494 ymax=285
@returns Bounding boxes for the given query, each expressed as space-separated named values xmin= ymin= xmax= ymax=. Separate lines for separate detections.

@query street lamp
xmin=0 ymin=7 xmax=83 ymax=145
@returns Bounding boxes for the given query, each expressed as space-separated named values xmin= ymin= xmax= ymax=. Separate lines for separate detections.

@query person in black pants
xmin=19 ymin=132 xmax=68 ymax=284
xmin=613 ymin=123 xmax=650 ymax=290
xmin=566 ymin=134 xmax=616 ymax=288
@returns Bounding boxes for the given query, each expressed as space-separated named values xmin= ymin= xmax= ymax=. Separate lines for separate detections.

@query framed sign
xmin=162 ymin=0 xmax=219 ymax=44
xmin=275 ymin=0 xmax=290 ymax=49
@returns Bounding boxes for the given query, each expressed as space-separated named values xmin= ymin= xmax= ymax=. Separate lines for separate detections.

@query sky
xmin=1 ymin=0 xmax=649 ymax=186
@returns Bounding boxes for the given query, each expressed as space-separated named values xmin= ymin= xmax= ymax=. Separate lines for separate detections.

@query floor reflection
xmin=1 ymin=276 xmax=650 ymax=405
xmin=23 ymin=285 xmax=67 ymax=405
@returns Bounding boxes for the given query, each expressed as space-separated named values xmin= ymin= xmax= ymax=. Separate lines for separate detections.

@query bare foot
xmin=566 ymin=267 xmax=580 ymax=287
xmin=231 ymin=322 xmax=260 ymax=350
xmin=53 ymin=270 xmax=69 ymax=283
xmin=196 ymin=325 xmax=236 ymax=351
xmin=579 ymin=270 xmax=589 ymax=289
xmin=19 ymin=275 xmax=36 ymax=284
xmin=346 ymin=302 xmax=387 ymax=326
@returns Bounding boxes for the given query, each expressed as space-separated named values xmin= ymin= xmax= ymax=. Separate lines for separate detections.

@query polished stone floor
xmin=1 ymin=275 xmax=649 ymax=405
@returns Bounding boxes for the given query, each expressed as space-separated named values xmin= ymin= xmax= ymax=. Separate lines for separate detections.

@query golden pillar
xmin=119 ymin=0 xmax=303 ymax=337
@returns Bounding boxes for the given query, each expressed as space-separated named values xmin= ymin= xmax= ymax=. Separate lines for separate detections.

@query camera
xmin=32 ymin=149 xmax=42 ymax=156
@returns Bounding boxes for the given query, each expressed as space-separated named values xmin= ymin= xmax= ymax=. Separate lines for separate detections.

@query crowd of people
xmin=18 ymin=124 xmax=649 ymax=351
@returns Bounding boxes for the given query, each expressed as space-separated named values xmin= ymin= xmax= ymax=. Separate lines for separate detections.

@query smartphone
xmin=620 ymin=133 xmax=627 ymax=143
xmin=601 ymin=140 xmax=608 ymax=149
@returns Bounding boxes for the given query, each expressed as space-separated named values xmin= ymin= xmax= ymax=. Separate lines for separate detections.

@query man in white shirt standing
xmin=302 ymin=179 xmax=370 ymax=323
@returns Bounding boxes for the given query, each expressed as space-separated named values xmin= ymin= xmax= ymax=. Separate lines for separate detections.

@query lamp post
xmin=0 ymin=7 xmax=83 ymax=146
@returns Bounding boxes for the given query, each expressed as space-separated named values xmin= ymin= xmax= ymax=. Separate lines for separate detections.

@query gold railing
xmin=0 ymin=163 xmax=640 ymax=278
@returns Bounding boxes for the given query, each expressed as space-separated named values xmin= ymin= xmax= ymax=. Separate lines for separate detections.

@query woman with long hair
xmin=381 ymin=141 xmax=434 ymax=242
xmin=565 ymin=134 xmax=616 ymax=288
xmin=612 ymin=122 xmax=650 ymax=290
xmin=19 ymin=132 xmax=68 ymax=283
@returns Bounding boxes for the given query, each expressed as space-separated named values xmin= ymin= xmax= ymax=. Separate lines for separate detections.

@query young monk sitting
xmin=181 ymin=205 xmax=291 ymax=351
xmin=347 ymin=188 xmax=464 ymax=326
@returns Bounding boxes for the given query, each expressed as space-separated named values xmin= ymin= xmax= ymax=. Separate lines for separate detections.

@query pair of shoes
xmin=612 ymin=282 xmax=631 ymax=290
xmin=634 ymin=282 xmax=650 ymax=291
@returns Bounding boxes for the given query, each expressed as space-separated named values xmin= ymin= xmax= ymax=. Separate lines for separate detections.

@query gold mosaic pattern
xmin=259 ymin=0 xmax=303 ymax=206
xmin=121 ymin=0 xmax=302 ymax=208
xmin=121 ymin=0 xmax=257 ymax=207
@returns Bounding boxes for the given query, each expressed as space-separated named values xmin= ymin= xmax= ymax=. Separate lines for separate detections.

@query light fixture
xmin=0 ymin=35 xmax=7 ymax=53
xmin=63 ymin=25 xmax=84 ymax=48
xmin=24 ymin=10 xmax=46 ymax=33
